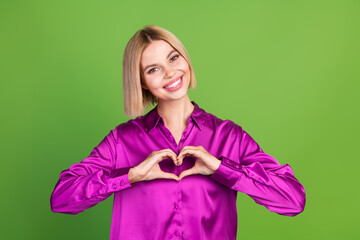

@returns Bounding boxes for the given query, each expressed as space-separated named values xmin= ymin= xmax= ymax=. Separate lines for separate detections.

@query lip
xmin=163 ymin=75 xmax=183 ymax=88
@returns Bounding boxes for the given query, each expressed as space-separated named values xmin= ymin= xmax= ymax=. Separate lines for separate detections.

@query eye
xmin=170 ymin=54 xmax=179 ymax=62
xmin=148 ymin=67 xmax=158 ymax=74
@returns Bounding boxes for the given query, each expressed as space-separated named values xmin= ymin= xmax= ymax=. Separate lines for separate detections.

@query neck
xmin=156 ymin=95 xmax=194 ymax=128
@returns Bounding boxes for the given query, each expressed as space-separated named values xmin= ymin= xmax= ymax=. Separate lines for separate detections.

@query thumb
xmin=179 ymin=167 xmax=197 ymax=180
xmin=157 ymin=171 xmax=180 ymax=181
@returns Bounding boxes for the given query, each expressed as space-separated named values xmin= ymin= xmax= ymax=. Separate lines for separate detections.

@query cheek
xmin=180 ymin=61 xmax=190 ymax=74
xmin=145 ymin=76 xmax=163 ymax=90
xmin=183 ymin=65 xmax=191 ymax=79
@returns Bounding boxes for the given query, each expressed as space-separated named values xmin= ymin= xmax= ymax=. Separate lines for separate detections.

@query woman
xmin=51 ymin=25 xmax=306 ymax=240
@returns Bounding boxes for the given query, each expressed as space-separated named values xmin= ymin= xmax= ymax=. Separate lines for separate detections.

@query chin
xmin=158 ymin=91 xmax=188 ymax=102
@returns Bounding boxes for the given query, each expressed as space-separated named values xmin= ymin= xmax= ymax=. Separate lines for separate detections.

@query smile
xmin=164 ymin=76 xmax=183 ymax=90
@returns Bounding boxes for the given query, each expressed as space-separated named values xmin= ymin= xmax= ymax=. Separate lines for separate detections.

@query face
xmin=140 ymin=40 xmax=191 ymax=102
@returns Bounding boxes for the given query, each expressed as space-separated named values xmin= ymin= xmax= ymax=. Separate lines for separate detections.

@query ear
xmin=140 ymin=73 xmax=148 ymax=90
xmin=141 ymin=82 xmax=149 ymax=90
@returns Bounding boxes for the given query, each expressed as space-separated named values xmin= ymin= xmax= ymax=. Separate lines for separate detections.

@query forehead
xmin=140 ymin=40 xmax=175 ymax=66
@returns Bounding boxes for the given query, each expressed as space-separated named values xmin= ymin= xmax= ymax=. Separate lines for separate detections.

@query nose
xmin=164 ymin=66 xmax=175 ymax=79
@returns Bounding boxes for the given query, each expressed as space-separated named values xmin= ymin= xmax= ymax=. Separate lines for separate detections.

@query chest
xmin=115 ymin=121 xmax=235 ymax=170
xmin=167 ymin=126 xmax=186 ymax=146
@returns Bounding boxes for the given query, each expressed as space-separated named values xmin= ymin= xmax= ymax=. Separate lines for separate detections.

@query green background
xmin=1 ymin=0 xmax=359 ymax=239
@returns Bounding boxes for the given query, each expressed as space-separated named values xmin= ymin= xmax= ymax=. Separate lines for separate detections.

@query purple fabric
xmin=50 ymin=101 xmax=306 ymax=240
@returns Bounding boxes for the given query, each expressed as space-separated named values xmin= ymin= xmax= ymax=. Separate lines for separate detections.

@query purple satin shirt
xmin=51 ymin=101 xmax=306 ymax=240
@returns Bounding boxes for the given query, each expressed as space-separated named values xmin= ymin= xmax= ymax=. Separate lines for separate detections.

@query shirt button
xmin=112 ymin=184 xmax=117 ymax=189
xmin=174 ymin=203 xmax=179 ymax=210
xmin=235 ymin=164 xmax=240 ymax=168
xmin=120 ymin=180 xmax=125 ymax=186
xmin=174 ymin=231 xmax=180 ymax=237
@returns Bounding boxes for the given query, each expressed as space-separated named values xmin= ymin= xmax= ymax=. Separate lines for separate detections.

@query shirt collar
xmin=143 ymin=101 xmax=207 ymax=133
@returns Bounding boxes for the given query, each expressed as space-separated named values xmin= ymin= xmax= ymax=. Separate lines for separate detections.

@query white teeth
xmin=165 ymin=77 xmax=182 ymax=89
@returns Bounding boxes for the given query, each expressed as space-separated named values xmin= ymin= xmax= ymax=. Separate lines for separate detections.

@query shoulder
xmin=199 ymin=109 xmax=248 ymax=147
xmin=111 ymin=116 xmax=146 ymax=141
xmin=202 ymin=110 xmax=259 ymax=149
xmin=202 ymin=109 xmax=244 ymax=133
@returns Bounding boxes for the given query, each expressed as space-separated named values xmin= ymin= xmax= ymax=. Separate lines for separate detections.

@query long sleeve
xmin=210 ymin=127 xmax=306 ymax=216
xmin=50 ymin=128 xmax=132 ymax=214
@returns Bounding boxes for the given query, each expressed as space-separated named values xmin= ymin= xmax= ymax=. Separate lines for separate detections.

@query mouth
xmin=163 ymin=75 xmax=183 ymax=90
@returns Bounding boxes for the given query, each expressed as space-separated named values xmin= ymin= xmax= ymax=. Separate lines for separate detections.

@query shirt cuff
xmin=106 ymin=167 xmax=132 ymax=193
xmin=210 ymin=156 xmax=243 ymax=188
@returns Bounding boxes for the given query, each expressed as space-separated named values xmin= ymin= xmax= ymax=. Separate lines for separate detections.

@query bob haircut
xmin=122 ymin=25 xmax=197 ymax=118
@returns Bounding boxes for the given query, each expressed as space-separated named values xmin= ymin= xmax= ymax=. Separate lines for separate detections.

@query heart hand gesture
xmin=128 ymin=149 xmax=180 ymax=184
xmin=177 ymin=146 xmax=221 ymax=180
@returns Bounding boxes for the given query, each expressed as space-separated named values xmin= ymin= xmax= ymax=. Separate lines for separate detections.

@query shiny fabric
xmin=50 ymin=101 xmax=306 ymax=240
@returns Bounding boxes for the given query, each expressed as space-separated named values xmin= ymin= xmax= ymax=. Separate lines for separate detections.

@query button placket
xmin=174 ymin=231 xmax=181 ymax=238
xmin=173 ymin=170 xmax=183 ymax=239
xmin=160 ymin=124 xmax=177 ymax=147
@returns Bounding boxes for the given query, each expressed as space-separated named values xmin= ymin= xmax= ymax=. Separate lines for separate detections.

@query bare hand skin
xmin=177 ymin=146 xmax=221 ymax=180
xmin=128 ymin=147 xmax=221 ymax=184
xmin=128 ymin=149 xmax=180 ymax=184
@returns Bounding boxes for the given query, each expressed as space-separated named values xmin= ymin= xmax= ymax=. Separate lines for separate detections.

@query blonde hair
xmin=122 ymin=25 xmax=196 ymax=118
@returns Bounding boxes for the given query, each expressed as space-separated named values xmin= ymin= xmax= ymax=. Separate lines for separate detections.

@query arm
xmin=50 ymin=129 xmax=180 ymax=215
xmin=210 ymin=128 xmax=306 ymax=216
xmin=50 ymin=128 xmax=132 ymax=215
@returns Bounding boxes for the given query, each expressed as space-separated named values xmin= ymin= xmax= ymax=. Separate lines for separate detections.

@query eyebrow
xmin=143 ymin=49 xmax=178 ymax=72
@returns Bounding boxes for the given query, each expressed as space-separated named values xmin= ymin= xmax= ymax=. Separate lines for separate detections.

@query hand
xmin=128 ymin=149 xmax=180 ymax=184
xmin=177 ymin=146 xmax=221 ymax=180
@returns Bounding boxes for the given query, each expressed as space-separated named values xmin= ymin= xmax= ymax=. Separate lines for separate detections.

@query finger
xmin=165 ymin=149 xmax=180 ymax=166
xmin=177 ymin=147 xmax=189 ymax=165
xmin=156 ymin=150 xmax=179 ymax=166
xmin=177 ymin=148 xmax=198 ymax=163
xmin=165 ymin=150 xmax=179 ymax=165
xmin=178 ymin=146 xmax=199 ymax=156
xmin=180 ymin=146 xmax=200 ymax=151
xmin=157 ymin=171 xmax=180 ymax=181
xmin=179 ymin=167 xmax=197 ymax=180
xmin=177 ymin=152 xmax=193 ymax=166
xmin=177 ymin=156 xmax=183 ymax=166
xmin=166 ymin=150 xmax=180 ymax=166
